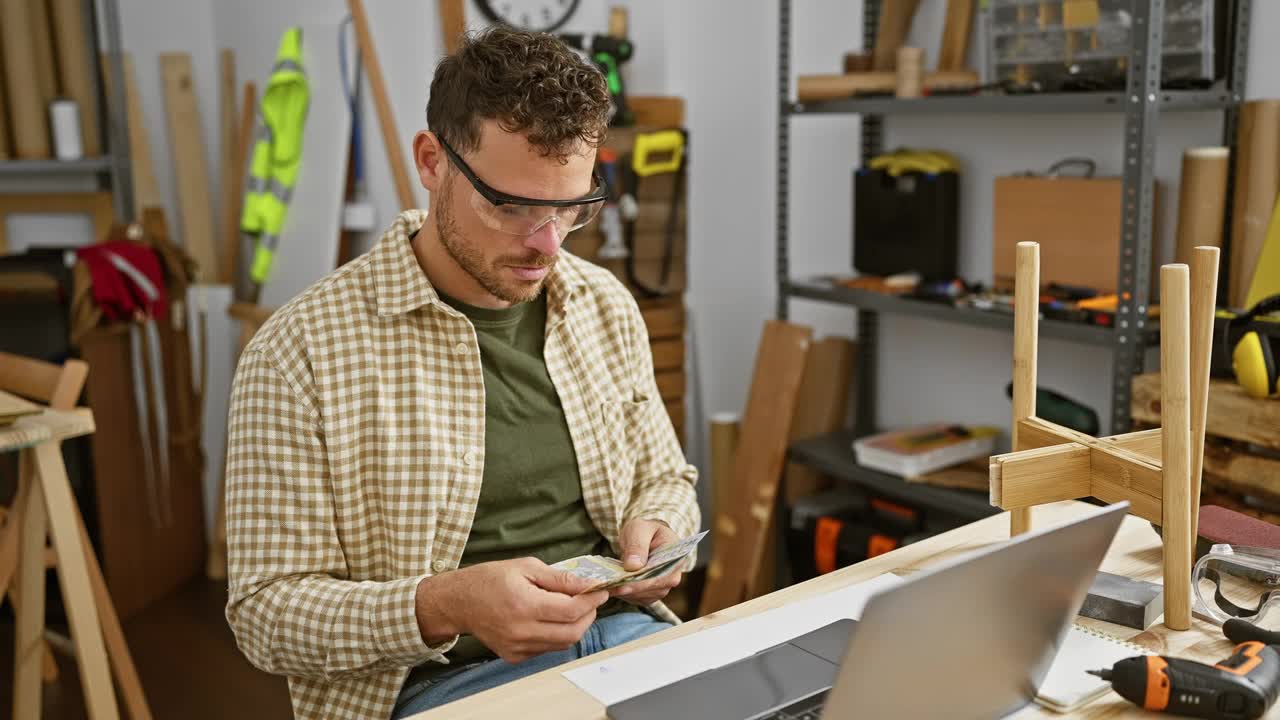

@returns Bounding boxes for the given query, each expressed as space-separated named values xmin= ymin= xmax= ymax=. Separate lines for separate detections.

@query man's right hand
xmin=415 ymin=557 xmax=609 ymax=664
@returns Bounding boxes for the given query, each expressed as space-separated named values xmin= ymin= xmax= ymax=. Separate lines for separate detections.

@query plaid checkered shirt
xmin=224 ymin=210 xmax=700 ymax=719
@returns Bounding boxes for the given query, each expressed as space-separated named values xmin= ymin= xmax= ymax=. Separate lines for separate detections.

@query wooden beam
xmin=784 ymin=337 xmax=856 ymax=505
xmin=1102 ymin=428 xmax=1162 ymax=462
xmin=990 ymin=444 xmax=1090 ymax=509
xmin=699 ymin=321 xmax=812 ymax=617
xmin=1091 ymin=473 xmax=1163 ymax=524
xmin=160 ymin=53 xmax=218 ymax=280
xmin=938 ymin=0 xmax=975 ymax=71
xmin=1021 ymin=417 xmax=1164 ymax=497
xmin=1203 ymin=440 xmax=1280 ymax=505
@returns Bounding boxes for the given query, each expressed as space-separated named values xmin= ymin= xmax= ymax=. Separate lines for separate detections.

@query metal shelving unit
xmin=778 ymin=0 xmax=1251 ymax=510
xmin=0 ymin=0 xmax=133 ymax=220
xmin=790 ymin=431 xmax=998 ymax=523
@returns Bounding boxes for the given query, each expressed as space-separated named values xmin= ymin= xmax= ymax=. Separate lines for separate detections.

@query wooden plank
xmin=1161 ymin=264 xmax=1194 ymax=630
xmin=1102 ymin=428 xmax=1162 ymax=462
xmin=650 ymin=338 xmax=684 ymax=371
xmin=640 ymin=301 xmax=684 ymax=339
xmin=160 ymin=53 xmax=218 ymax=281
xmin=990 ymin=444 xmax=1091 ymax=509
xmin=13 ymin=451 xmax=46 ymax=718
xmin=218 ymin=49 xmax=237 ymax=279
xmin=938 ymin=0 xmax=975 ymax=71
xmin=1090 ymin=444 xmax=1164 ymax=501
xmin=49 ymin=0 xmax=99 ymax=155
xmin=30 ymin=0 xmax=57 ymax=106
xmin=1202 ymin=440 xmax=1280 ymax=505
xmin=654 ymin=370 xmax=685 ymax=401
xmin=1132 ymin=374 xmax=1280 ymax=451
xmin=220 ymin=82 xmax=255 ymax=286
xmin=2 ymin=0 xmax=50 ymax=158
xmin=0 ymin=51 xmax=10 ymax=158
xmin=347 ymin=0 xmax=417 ymax=210
xmin=699 ymin=321 xmax=812 ymax=616
xmin=796 ymin=70 xmax=978 ymax=102
xmin=439 ymin=0 xmax=466 ymax=55
xmin=1092 ymin=473 xmax=1163 ymax=524
xmin=872 ymin=0 xmax=921 ymax=70
xmin=34 ymin=441 xmax=121 ymax=718
xmin=1009 ymin=241 xmax=1039 ymax=534
xmin=100 ymin=53 xmax=162 ymax=216
xmin=784 ymin=337 xmax=856 ymax=505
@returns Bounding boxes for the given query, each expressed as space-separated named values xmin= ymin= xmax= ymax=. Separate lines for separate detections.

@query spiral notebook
xmin=1035 ymin=624 xmax=1149 ymax=713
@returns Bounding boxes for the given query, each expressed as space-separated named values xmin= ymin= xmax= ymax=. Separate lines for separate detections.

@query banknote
xmin=553 ymin=530 xmax=709 ymax=593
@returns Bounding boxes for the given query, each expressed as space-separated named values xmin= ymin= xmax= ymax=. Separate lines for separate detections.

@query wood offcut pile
xmin=1131 ymin=373 xmax=1280 ymax=525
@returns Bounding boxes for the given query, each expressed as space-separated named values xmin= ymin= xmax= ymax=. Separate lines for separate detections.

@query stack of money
xmin=553 ymin=530 xmax=708 ymax=594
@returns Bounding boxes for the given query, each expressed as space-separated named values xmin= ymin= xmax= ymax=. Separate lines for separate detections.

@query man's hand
xmin=415 ymin=557 xmax=609 ymax=664
xmin=612 ymin=519 xmax=684 ymax=605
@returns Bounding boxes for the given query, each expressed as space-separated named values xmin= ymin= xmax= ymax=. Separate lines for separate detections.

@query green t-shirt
xmin=427 ymin=289 xmax=631 ymax=669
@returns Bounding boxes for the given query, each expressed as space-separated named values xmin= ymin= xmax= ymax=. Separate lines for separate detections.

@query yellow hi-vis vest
xmin=242 ymin=27 xmax=309 ymax=285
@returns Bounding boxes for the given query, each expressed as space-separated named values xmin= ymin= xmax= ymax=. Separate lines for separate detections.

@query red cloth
xmin=76 ymin=241 xmax=168 ymax=322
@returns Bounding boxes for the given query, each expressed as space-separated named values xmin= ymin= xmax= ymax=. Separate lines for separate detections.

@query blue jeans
xmin=392 ymin=610 xmax=672 ymax=718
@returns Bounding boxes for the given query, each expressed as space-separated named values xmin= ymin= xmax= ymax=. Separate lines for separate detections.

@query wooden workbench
xmin=415 ymin=501 xmax=1277 ymax=719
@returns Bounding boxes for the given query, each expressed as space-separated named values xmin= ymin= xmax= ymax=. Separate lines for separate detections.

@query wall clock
xmin=475 ymin=0 xmax=581 ymax=34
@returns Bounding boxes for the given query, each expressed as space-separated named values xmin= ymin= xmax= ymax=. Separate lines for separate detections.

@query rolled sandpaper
xmin=1175 ymin=147 xmax=1230 ymax=266
xmin=896 ymin=46 xmax=924 ymax=99
xmin=1229 ymin=101 xmax=1280 ymax=308
xmin=50 ymin=0 xmax=101 ymax=156
xmin=2 ymin=0 xmax=52 ymax=158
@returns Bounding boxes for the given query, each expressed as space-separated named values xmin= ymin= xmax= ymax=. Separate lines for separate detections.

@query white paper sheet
xmin=563 ymin=573 xmax=904 ymax=706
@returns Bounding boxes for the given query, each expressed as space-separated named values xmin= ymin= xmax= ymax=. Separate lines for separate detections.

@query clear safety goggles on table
xmin=439 ymin=136 xmax=607 ymax=237
xmin=1193 ymin=544 xmax=1280 ymax=629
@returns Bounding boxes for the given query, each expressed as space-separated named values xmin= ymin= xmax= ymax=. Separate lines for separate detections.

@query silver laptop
xmin=607 ymin=501 xmax=1128 ymax=720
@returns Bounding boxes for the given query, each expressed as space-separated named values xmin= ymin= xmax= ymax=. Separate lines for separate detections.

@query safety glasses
xmin=437 ymin=136 xmax=607 ymax=237
xmin=1193 ymin=544 xmax=1280 ymax=629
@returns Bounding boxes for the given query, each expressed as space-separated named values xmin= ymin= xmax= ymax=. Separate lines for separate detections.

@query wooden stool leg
xmin=1188 ymin=247 xmax=1220 ymax=541
xmin=14 ymin=449 xmax=48 ymax=720
xmin=1161 ymin=265 xmax=1194 ymax=631
xmin=32 ymin=441 xmax=121 ymax=720
xmin=1011 ymin=241 xmax=1040 ymax=536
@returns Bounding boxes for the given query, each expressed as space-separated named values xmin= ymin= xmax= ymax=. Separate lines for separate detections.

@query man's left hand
xmin=612 ymin=519 xmax=684 ymax=605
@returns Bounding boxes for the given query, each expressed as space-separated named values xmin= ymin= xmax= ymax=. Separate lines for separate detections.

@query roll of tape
xmin=49 ymin=97 xmax=84 ymax=160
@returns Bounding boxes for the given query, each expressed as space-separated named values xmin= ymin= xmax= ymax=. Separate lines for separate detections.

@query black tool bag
xmin=853 ymin=168 xmax=959 ymax=281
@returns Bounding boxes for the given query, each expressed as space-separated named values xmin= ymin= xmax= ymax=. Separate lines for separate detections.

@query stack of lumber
xmin=1131 ymin=373 xmax=1280 ymax=525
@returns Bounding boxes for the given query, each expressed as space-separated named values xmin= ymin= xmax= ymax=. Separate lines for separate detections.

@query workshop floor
xmin=0 ymin=579 xmax=292 ymax=720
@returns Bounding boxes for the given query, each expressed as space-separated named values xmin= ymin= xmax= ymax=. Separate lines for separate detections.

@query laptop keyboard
xmin=758 ymin=689 xmax=829 ymax=720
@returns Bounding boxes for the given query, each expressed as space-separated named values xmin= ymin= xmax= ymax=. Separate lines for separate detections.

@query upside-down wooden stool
xmin=0 ymin=352 xmax=153 ymax=719
xmin=989 ymin=242 xmax=1220 ymax=631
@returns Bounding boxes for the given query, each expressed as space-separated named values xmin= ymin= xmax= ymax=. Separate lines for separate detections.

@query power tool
xmin=1087 ymin=633 xmax=1280 ymax=718
xmin=558 ymin=33 xmax=634 ymax=127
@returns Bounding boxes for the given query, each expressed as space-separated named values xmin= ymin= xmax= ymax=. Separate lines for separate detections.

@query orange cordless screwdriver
xmin=1088 ymin=639 xmax=1280 ymax=719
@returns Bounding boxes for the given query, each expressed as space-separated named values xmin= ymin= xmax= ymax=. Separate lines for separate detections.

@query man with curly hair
xmin=222 ymin=25 xmax=700 ymax=720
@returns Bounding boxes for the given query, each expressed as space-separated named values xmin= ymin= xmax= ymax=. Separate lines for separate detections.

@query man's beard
xmin=436 ymin=184 xmax=555 ymax=304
